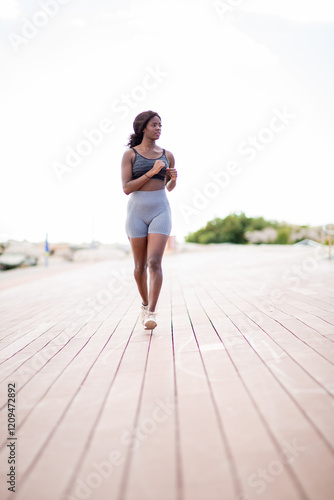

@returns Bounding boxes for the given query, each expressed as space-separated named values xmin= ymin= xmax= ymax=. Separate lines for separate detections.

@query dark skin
xmin=121 ymin=115 xmax=178 ymax=313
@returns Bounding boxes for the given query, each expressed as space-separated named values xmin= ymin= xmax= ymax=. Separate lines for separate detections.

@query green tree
xmin=186 ymin=213 xmax=251 ymax=244
xmin=185 ymin=213 xmax=292 ymax=244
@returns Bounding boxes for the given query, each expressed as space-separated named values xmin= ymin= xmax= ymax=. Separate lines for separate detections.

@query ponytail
xmin=127 ymin=131 xmax=143 ymax=148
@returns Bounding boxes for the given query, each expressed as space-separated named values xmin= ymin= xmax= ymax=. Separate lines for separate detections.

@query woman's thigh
xmin=147 ymin=233 xmax=169 ymax=265
xmin=129 ymin=237 xmax=148 ymax=267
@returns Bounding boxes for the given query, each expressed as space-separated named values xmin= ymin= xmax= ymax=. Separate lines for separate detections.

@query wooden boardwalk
xmin=0 ymin=244 xmax=333 ymax=500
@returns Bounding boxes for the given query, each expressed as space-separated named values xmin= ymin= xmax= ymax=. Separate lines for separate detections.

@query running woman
xmin=121 ymin=110 xmax=177 ymax=330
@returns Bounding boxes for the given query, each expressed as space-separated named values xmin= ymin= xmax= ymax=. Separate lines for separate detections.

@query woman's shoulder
xmin=163 ymin=149 xmax=175 ymax=163
xmin=121 ymin=148 xmax=136 ymax=168
xmin=123 ymin=148 xmax=136 ymax=159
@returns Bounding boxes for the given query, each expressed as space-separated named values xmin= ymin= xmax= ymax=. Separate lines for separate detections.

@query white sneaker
xmin=141 ymin=304 xmax=148 ymax=326
xmin=144 ymin=312 xmax=157 ymax=330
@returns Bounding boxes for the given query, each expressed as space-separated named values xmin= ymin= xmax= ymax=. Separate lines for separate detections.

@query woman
xmin=121 ymin=110 xmax=177 ymax=330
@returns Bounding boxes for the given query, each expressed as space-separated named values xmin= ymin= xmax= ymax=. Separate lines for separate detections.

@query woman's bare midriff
xmin=138 ymin=178 xmax=165 ymax=191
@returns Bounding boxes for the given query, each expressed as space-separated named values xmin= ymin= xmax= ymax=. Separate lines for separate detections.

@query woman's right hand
xmin=149 ymin=160 xmax=166 ymax=176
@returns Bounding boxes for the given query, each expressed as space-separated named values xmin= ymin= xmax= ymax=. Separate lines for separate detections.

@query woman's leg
xmin=129 ymin=236 xmax=149 ymax=306
xmin=147 ymin=233 xmax=169 ymax=312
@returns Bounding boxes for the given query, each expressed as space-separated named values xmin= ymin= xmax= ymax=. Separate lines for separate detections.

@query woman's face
xmin=143 ymin=115 xmax=162 ymax=140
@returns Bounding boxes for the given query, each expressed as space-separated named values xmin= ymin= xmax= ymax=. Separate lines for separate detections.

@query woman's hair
xmin=127 ymin=110 xmax=161 ymax=148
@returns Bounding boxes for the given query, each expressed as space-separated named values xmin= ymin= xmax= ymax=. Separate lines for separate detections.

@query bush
xmin=185 ymin=213 xmax=292 ymax=245
xmin=275 ymin=226 xmax=291 ymax=244
xmin=186 ymin=213 xmax=251 ymax=244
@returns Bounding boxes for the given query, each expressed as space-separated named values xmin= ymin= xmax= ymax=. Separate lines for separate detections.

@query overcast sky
xmin=1 ymin=0 xmax=334 ymax=244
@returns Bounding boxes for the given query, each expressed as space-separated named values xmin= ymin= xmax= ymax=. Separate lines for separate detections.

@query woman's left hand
xmin=167 ymin=167 xmax=177 ymax=181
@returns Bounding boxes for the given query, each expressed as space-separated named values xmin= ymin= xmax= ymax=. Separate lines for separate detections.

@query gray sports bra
xmin=131 ymin=148 xmax=168 ymax=181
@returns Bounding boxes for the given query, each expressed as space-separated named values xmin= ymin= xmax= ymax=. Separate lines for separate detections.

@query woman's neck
xmin=139 ymin=138 xmax=156 ymax=151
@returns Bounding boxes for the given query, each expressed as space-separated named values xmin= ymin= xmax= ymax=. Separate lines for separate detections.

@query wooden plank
xmin=171 ymin=283 xmax=238 ymax=500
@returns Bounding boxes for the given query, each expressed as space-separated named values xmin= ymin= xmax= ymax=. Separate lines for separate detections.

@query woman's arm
xmin=121 ymin=150 xmax=149 ymax=195
xmin=121 ymin=150 xmax=166 ymax=195
xmin=165 ymin=151 xmax=177 ymax=192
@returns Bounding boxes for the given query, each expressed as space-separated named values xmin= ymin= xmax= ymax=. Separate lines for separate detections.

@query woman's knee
xmin=147 ymin=255 xmax=162 ymax=273
xmin=134 ymin=262 xmax=147 ymax=276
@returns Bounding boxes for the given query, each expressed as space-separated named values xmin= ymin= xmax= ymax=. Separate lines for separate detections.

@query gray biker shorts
xmin=125 ymin=189 xmax=172 ymax=238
